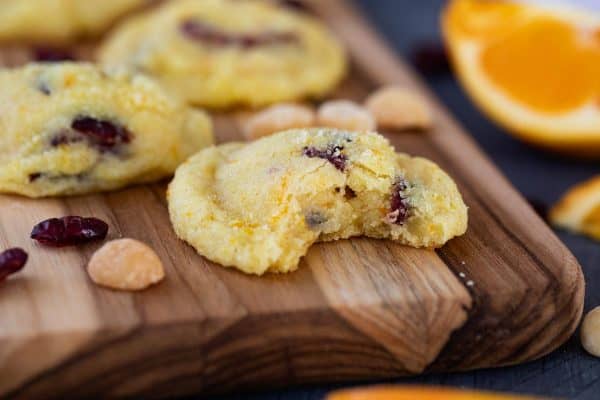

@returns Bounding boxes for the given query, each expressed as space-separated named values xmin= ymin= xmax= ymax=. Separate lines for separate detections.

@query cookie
xmin=0 ymin=0 xmax=147 ymax=44
xmin=99 ymin=0 xmax=347 ymax=108
xmin=0 ymin=62 xmax=213 ymax=197
xmin=168 ymin=128 xmax=467 ymax=275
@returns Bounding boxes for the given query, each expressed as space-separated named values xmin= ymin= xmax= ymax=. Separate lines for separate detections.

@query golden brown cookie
xmin=99 ymin=0 xmax=347 ymax=108
xmin=0 ymin=63 xmax=213 ymax=197
xmin=0 ymin=0 xmax=148 ymax=44
xmin=168 ymin=128 xmax=467 ymax=275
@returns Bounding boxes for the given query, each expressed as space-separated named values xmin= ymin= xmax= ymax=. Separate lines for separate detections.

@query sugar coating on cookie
xmin=0 ymin=0 xmax=147 ymax=44
xmin=99 ymin=0 xmax=347 ymax=108
xmin=0 ymin=63 xmax=213 ymax=197
xmin=168 ymin=129 xmax=467 ymax=275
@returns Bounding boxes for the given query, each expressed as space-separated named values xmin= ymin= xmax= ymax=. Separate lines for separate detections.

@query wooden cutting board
xmin=0 ymin=1 xmax=584 ymax=398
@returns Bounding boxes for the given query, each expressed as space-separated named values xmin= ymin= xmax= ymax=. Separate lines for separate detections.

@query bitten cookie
xmin=0 ymin=0 xmax=148 ymax=44
xmin=168 ymin=128 xmax=467 ymax=275
xmin=0 ymin=62 xmax=213 ymax=197
xmin=99 ymin=0 xmax=347 ymax=108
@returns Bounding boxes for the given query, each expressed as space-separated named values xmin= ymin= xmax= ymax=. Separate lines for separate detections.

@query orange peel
xmin=327 ymin=385 xmax=545 ymax=400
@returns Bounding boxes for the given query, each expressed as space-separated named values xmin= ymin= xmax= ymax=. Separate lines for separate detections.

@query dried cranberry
xmin=387 ymin=179 xmax=409 ymax=225
xmin=180 ymin=20 xmax=232 ymax=46
xmin=303 ymin=145 xmax=347 ymax=171
xmin=344 ymin=186 xmax=357 ymax=200
xmin=180 ymin=19 xmax=298 ymax=49
xmin=71 ymin=117 xmax=131 ymax=150
xmin=0 ymin=248 xmax=27 ymax=282
xmin=33 ymin=47 xmax=75 ymax=62
xmin=31 ymin=216 xmax=108 ymax=247
xmin=239 ymin=35 xmax=259 ymax=48
xmin=411 ymin=41 xmax=451 ymax=76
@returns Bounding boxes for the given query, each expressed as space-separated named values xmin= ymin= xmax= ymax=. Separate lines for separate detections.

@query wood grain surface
xmin=0 ymin=0 xmax=585 ymax=398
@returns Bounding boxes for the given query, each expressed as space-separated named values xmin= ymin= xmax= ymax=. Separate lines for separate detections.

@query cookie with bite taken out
xmin=168 ymin=128 xmax=467 ymax=275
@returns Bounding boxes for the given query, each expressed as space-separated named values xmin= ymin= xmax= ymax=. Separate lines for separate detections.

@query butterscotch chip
xmin=316 ymin=100 xmax=376 ymax=132
xmin=582 ymin=306 xmax=600 ymax=357
xmin=243 ymin=103 xmax=315 ymax=140
xmin=365 ymin=86 xmax=432 ymax=130
xmin=87 ymin=238 xmax=165 ymax=291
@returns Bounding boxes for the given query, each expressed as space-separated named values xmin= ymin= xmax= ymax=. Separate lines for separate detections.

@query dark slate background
xmin=218 ymin=1 xmax=600 ymax=399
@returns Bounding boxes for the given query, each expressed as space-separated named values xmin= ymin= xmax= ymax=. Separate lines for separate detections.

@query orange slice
xmin=442 ymin=0 xmax=600 ymax=156
xmin=550 ymin=175 xmax=600 ymax=240
xmin=327 ymin=386 xmax=545 ymax=400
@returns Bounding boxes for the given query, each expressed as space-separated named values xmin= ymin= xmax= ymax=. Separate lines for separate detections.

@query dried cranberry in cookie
xmin=168 ymin=128 xmax=467 ymax=275
xmin=180 ymin=19 xmax=299 ymax=48
xmin=0 ymin=62 xmax=213 ymax=197
xmin=70 ymin=117 xmax=132 ymax=151
xmin=33 ymin=47 xmax=75 ymax=62
xmin=99 ymin=0 xmax=347 ymax=108
xmin=302 ymin=144 xmax=347 ymax=171
xmin=387 ymin=178 xmax=410 ymax=225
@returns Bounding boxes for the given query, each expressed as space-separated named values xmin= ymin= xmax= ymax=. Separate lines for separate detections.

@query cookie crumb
xmin=244 ymin=103 xmax=315 ymax=140
xmin=458 ymin=272 xmax=466 ymax=278
xmin=466 ymin=280 xmax=475 ymax=287
xmin=317 ymin=100 xmax=376 ymax=132
xmin=87 ymin=238 xmax=165 ymax=291
xmin=582 ymin=306 xmax=600 ymax=357
xmin=365 ymin=86 xmax=432 ymax=130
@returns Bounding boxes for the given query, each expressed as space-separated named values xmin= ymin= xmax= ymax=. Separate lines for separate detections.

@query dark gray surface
xmin=217 ymin=1 xmax=600 ymax=399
